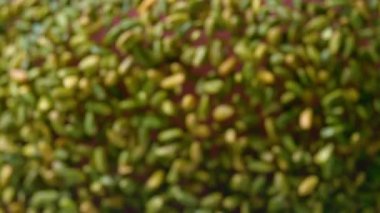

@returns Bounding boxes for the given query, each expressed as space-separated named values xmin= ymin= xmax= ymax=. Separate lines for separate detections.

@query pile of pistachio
xmin=0 ymin=0 xmax=380 ymax=212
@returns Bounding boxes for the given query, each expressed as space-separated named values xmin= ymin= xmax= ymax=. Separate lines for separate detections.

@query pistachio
xmin=185 ymin=113 xmax=197 ymax=129
xmin=305 ymin=16 xmax=329 ymax=32
xmin=93 ymin=147 xmax=108 ymax=173
xmin=247 ymin=159 xmax=275 ymax=173
xmin=196 ymin=95 xmax=210 ymax=121
xmin=116 ymin=31 xmax=135 ymax=52
xmin=181 ymin=94 xmax=196 ymax=111
xmin=199 ymin=79 xmax=224 ymax=95
xmin=80 ymin=201 xmax=98 ymax=213
xmin=200 ymin=192 xmax=222 ymax=208
xmin=160 ymin=73 xmax=185 ymax=89
xmin=224 ymin=128 xmax=237 ymax=144
xmin=314 ymin=144 xmax=334 ymax=165
xmin=298 ymin=176 xmax=319 ymax=197
xmin=62 ymin=75 xmax=79 ymax=89
xmin=169 ymin=186 xmax=198 ymax=207
xmin=267 ymin=26 xmax=282 ymax=45
xmin=210 ymin=40 xmax=223 ymax=66
xmin=37 ymin=96 xmax=52 ymax=112
xmin=191 ymin=124 xmax=211 ymax=138
xmin=161 ymin=100 xmax=176 ymax=116
xmin=218 ymin=56 xmax=237 ymax=76
xmin=118 ymin=57 xmax=134 ymax=75
xmin=158 ymin=128 xmax=183 ymax=142
xmin=189 ymin=142 xmax=203 ymax=163
xmin=79 ymin=55 xmax=100 ymax=73
xmin=9 ymin=69 xmax=28 ymax=83
xmin=0 ymin=164 xmax=13 ymax=187
xmin=223 ymin=195 xmax=240 ymax=210
xmin=299 ymin=108 xmax=313 ymax=130
xmin=84 ymin=112 xmax=97 ymax=136
xmin=193 ymin=46 xmax=207 ymax=67
xmin=213 ymin=104 xmax=235 ymax=122
xmin=254 ymin=43 xmax=267 ymax=61
xmin=264 ymin=117 xmax=277 ymax=140
xmin=329 ymin=31 xmax=342 ymax=55
xmin=257 ymin=70 xmax=275 ymax=85
xmin=146 ymin=195 xmax=165 ymax=212
xmin=146 ymin=170 xmax=165 ymax=191
xmin=2 ymin=186 xmax=15 ymax=204
xmin=30 ymin=190 xmax=60 ymax=207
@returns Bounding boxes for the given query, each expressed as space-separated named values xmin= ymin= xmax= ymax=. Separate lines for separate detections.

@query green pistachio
xmin=212 ymin=104 xmax=234 ymax=122
xmin=158 ymin=128 xmax=183 ymax=142
xmin=298 ymin=176 xmax=319 ymax=197
xmin=79 ymin=55 xmax=100 ymax=74
xmin=160 ymin=72 xmax=185 ymax=89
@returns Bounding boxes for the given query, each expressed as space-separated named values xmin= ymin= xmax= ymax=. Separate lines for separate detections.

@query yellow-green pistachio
xmin=189 ymin=142 xmax=203 ymax=163
xmin=213 ymin=104 xmax=235 ymax=122
xmin=257 ymin=70 xmax=275 ymax=85
xmin=185 ymin=113 xmax=197 ymax=129
xmin=298 ymin=175 xmax=319 ymax=197
xmin=201 ymin=192 xmax=223 ymax=209
xmin=199 ymin=79 xmax=224 ymax=95
xmin=267 ymin=26 xmax=282 ymax=45
xmin=254 ymin=43 xmax=267 ymax=61
xmin=314 ymin=144 xmax=334 ymax=165
xmin=218 ymin=56 xmax=237 ymax=76
xmin=181 ymin=94 xmax=197 ymax=111
xmin=191 ymin=124 xmax=211 ymax=138
xmin=145 ymin=170 xmax=165 ymax=191
xmin=158 ymin=128 xmax=183 ymax=142
xmin=80 ymin=201 xmax=98 ymax=213
xmin=37 ymin=96 xmax=52 ymax=112
xmin=62 ymin=75 xmax=79 ymax=89
xmin=79 ymin=55 xmax=100 ymax=74
xmin=329 ymin=30 xmax=342 ymax=55
xmin=160 ymin=73 xmax=185 ymax=89
xmin=161 ymin=100 xmax=176 ymax=116
xmin=0 ymin=164 xmax=13 ymax=187
xmin=146 ymin=195 xmax=165 ymax=212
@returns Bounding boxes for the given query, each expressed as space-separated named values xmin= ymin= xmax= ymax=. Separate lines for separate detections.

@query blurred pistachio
xmin=298 ymin=176 xmax=319 ymax=197
xmin=213 ymin=104 xmax=234 ymax=122
xmin=160 ymin=73 xmax=185 ymax=89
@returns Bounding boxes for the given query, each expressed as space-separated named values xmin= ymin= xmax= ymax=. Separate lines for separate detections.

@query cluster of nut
xmin=0 ymin=0 xmax=380 ymax=212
